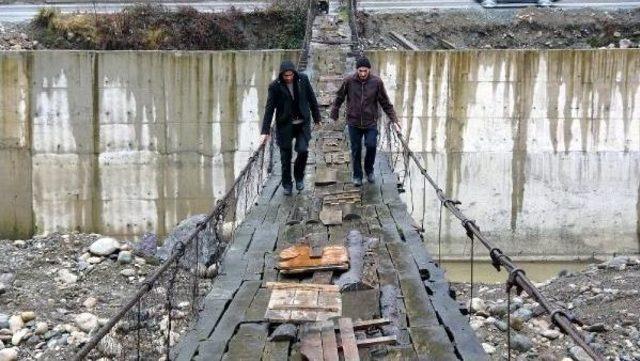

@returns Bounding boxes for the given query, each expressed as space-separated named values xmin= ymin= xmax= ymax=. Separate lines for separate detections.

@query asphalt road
xmin=1 ymin=0 xmax=639 ymax=22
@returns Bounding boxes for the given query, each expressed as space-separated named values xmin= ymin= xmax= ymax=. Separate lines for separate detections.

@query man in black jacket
xmin=330 ymin=57 xmax=400 ymax=186
xmin=261 ymin=60 xmax=321 ymax=195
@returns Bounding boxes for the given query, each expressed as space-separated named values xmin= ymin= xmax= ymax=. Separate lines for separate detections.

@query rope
xmin=344 ymin=3 xmax=603 ymax=355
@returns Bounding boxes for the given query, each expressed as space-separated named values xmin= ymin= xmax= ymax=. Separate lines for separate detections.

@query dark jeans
xmin=348 ymin=125 xmax=378 ymax=180
xmin=280 ymin=123 xmax=309 ymax=188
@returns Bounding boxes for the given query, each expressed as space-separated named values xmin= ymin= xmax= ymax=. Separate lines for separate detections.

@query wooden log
xmin=335 ymin=231 xmax=379 ymax=291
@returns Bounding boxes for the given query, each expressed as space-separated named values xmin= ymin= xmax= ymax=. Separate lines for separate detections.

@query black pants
xmin=280 ymin=124 xmax=309 ymax=188
xmin=348 ymin=125 xmax=378 ymax=179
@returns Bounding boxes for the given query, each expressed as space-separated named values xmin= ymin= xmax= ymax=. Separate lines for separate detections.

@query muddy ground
xmin=358 ymin=7 xmax=640 ymax=49
xmin=453 ymin=256 xmax=640 ymax=360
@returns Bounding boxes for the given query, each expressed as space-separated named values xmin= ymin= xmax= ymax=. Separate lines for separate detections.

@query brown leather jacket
xmin=330 ymin=72 xmax=398 ymax=129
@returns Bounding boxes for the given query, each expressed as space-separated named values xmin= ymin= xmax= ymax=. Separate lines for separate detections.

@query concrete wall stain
xmin=365 ymin=49 xmax=640 ymax=257
xmin=510 ymin=51 xmax=540 ymax=231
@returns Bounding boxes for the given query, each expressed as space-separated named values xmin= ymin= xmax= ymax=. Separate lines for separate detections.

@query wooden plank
xmin=320 ymin=205 xmax=343 ymax=226
xmin=341 ymin=335 xmax=396 ymax=348
xmin=315 ymin=167 xmax=338 ymax=185
xmin=262 ymin=252 xmax=278 ymax=287
xmin=311 ymin=270 xmax=333 ymax=284
xmin=321 ymin=321 xmax=339 ymax=361
xmin=277 ymin=244 xmax=348 ymax=273
xmin=244 ymin=288 xmax=271 ymax=322
xmin=266 ymin=282 xmax=339 ymax=292
xmin=338 ymin=318 xmax=360 ymax=361
xmin=342 ymin=288 xmax=381 ymax=321
xmin=281 ymin=265 xmax=348 ymax=274
xmin=197 ymin=280 xmax=262 ymax=361
xmin=300 ymin=322 xmax=324 ymax=361
xmin=424 ymin=281 xmax=488 ymax=361
xmin=262 ymin=340 xmax=290 ymax=361
xmin=173 ymin=297 xmax=228 ymax=361
xmin=222 ymin=323 xmax=268 ymax=360
xmin=335 ymin=318 xmax=391 ymax=330
xmin=408 ymin=326 xmax=457 ymax=361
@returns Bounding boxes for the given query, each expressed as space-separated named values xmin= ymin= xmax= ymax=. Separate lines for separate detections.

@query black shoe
xmin=366 ymin=173 xmax=375 ymax=184
xmin=352 ymin=177 xmax=362 ymax=187
xmin=283 ymin=185 xmax=293 ymax=196
xmin=296 ymin=180 xmax=305 ymax=191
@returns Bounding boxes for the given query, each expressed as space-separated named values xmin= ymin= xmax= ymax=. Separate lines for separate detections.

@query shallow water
xmin=439 ymin=260 xmax=596 ymax=283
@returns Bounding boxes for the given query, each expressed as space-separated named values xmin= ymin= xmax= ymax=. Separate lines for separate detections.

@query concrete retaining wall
xmin=0 ymin=50 xmax=298 ymax=239
xmin=2 ymin=49 xmax=638 ymax=258
xmin=367 ymin=49 xmax=640 ymax=258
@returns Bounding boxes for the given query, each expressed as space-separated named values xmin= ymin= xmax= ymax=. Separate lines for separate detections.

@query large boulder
xmin=156 ymin=214 xmax=220 ymax=267
xmin=134 ymin=233 xmax=158 ymax=258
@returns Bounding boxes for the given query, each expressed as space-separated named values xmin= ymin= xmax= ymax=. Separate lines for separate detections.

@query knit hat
xmin=356 ymin=57 xmax=371 ymax=69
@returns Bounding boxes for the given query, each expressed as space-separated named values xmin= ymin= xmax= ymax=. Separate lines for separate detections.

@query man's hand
xmin=259 ymin=134 xmax=270 ymax=145
xmin=392 ymin=121 xmax=401 ymax=133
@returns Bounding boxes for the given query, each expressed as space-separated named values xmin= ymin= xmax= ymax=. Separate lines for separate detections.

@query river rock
xmin=607 ymin=256 xmax=629 ymax=269
xmin=98 ymin=335 xmax=122 ymax=356
xmin=0 ymin=348 xmax=18 ymax=361
xmin=469 ymin=298 xmax=486 ymax=314
xmin=120 ymin=268 xmax=136 ymax=277
xmin=569 ymin=345 xmax=591 ymax=361
xmin=0 ymin=315 xmax=8 ymax=330
xmin=482 ymin=343 xmax=496 ymax=354
xmin=89 ymin=237 xmax=121 ymax=256
xmin=19 ymin=312 xmax=35 ymax=323
xmin=34 ymin=322 xmax=48 ymax=336
xmin=510 ymin=333 xmax=533 ymax=352
xmin=67 ymin=331 xmax=88 ymax=346
xmin=584 ymin=323 xmax=607 ymax=332
xmin=8 ymin=316 xmax=23 ymax=333
xmin=117 ymin=251 xmax=133 ymax=264
xmin=11 ymin=329 xmax=28 ymax=346
xmin=83 ymin=297 xmax=97 ymax=309
xmin=541 ymin=329 xmax=561 ymax=340
xmin=156 ymin=214 xmax=219 ymax=267
xmin=512 ymin=307 xmax=533 ymax=322
xmin=75 ymin=313 xmax=98 ymax=333
xmin=135 ymin=233 xmax=158 ymax=258
xmin=57 ymin=269 xmax=78 ymax=284
xmin=488 ymin=302 xmax=509 ymax=317
xmin=494 ymin=320 xmax=508 ymax=332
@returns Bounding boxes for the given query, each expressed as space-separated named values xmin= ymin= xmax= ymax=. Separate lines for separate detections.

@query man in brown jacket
xmin=330 ymin=57 xmax=400 ymax=186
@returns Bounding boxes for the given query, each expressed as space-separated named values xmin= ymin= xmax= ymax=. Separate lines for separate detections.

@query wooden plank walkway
xmin=173 ymin=121 xmax=487 ymax=360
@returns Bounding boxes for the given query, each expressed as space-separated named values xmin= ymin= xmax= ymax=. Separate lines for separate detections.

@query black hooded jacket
xmin=261 ymin=61 xmax=321 ymax=149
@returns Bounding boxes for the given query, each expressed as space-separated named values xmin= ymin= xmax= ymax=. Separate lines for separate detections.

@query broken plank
xmin=300 ymin=322 xmax=324 ymax=361
xmin=338 ymin=318 xmax=360 ymax=361
xmin=222 ymin=323 xmax=268 ymax=361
